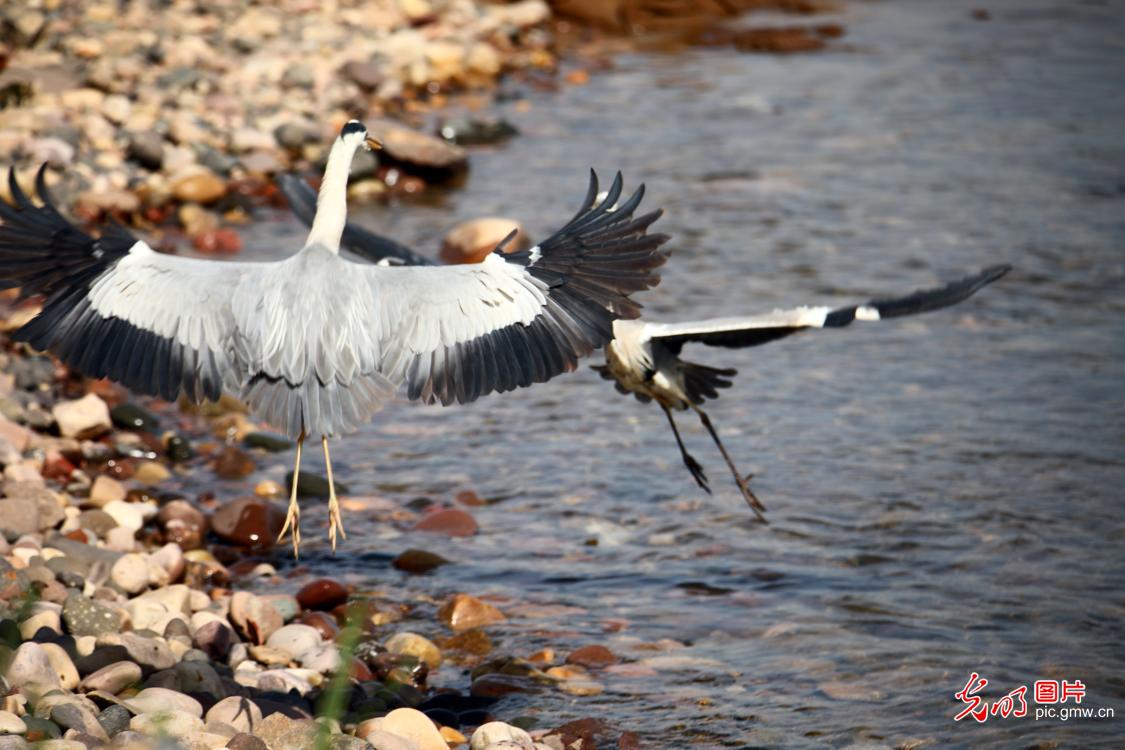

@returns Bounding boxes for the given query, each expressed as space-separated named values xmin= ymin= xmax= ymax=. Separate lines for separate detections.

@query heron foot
xmin=322 ymin=436 xmax=346 ymax=553
xmin=277 ymin=436 xmax=304 ymax=558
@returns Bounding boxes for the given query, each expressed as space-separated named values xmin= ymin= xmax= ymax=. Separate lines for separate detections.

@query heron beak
xmin=364 ymin=135 xmax=383 ymax=152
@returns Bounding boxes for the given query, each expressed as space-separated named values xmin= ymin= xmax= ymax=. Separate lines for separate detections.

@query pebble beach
xmin=0 ymin=2 xmax=679 ymax=749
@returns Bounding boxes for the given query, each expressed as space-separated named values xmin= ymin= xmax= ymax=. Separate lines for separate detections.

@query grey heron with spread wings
xmin=0 ymin=121 xmax=669 ymax=554
xmin=280 ymin=173 xmax=1009 ymax=519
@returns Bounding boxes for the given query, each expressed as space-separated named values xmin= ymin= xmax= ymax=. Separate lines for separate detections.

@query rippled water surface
xmin=235 ymin=1 xmax=1125 ymax=746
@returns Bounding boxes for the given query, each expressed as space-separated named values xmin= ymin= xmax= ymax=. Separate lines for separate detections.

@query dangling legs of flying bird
xmin=278 ymin=434 xmax=304 ymax=557
xmin=661 ymin=405 xmax=711 ymax=494
xmin=689 ymin=404 xmax=768 ymax=523
xmin=322 ymin=436 xmax=346 ymax=552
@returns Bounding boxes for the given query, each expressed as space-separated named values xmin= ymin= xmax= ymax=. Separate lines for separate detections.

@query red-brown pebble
xmin=438 ymin=593 xmax=505 ymax=632
xmin=454 ymin=489 xmax=486 ymax=506
xmin=566 ymin=645 xmax=618 ymax=668
xmin=296 ymin=578 xmax=350 ymax=611
xmin=413 ymin=508 xmax=478 ymax=537
xmin=210 ymin=497 xmax=286 ymax=551
xmin=297 ymin=610 xmax=340 ymax=640
xmin=392 ymin=549 xmax=450 ymax=574
xmin=211 ymin=445 xmax=256 ymax=479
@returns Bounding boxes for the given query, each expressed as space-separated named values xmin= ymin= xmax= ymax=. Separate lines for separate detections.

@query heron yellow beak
xmin=364 ymin=135 xmax=383 ymax=151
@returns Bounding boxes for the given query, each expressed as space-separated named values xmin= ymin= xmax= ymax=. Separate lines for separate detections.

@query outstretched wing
xmin=646 ymin=265 xmax=1011 ymax=354
xmin=0 ymin=167 xmax=254 ymax=401
xmin=277 ymin=173 xmax=437 ymax=267
xmin=361 ymin=171 xmax=670 ymax=404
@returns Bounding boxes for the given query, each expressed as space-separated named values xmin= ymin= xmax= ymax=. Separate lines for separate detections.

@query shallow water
xmin=233 ymin=1 xmax=1125 ymax=747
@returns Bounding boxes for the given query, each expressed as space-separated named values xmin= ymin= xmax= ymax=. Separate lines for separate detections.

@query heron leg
xmin=689 ymin=404 xmax=768 ymax=523
xmin=277 ymin=435 xmax=304 ymax=557
xmin=322 ymin=436 xmax=346 ymax=552
xmin=662 ymin=405 xmax=710 ymax=494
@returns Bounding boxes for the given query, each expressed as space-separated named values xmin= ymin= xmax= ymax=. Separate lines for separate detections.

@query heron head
xmin=340 ymin=119 xmax=383 ymax=152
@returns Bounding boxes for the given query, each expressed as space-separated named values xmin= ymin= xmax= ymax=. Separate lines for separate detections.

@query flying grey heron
xmin=280 ymin=174 xmax=1009 ymax=518
xmin=0 ymin=121 xmax=669 ymax=554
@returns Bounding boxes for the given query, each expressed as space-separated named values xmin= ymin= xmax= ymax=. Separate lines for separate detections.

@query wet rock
xmin=88 ymin=475 xmax=126 ymax=507
xmin=165 ymin=434 xmax=194 ymax=462
xmin=284 ymin=470 xmax=347 ymax=498
xmin=385 ymin=632 xmax=442 ymax=670
xmin=469 ymin=673 xmax=536 ymax=698
xmin=210 ymin=497 xmax=285 ymax=550
xmin=566 ymin=645 xmax=618 ymax=668
xmin=109 ymin=404 xmax=160 ymax=432
xmin=62 ymin=593 xmax=121 ymax=637
xmin=438 ymin=116 xmax=519 ymax=146
xmin=133 ymin=460 xmax=171 ymax=484
xmin=211 ymin=446 xmax=256 ymax=479
xmin=731 ymin=25 xmax=835 ymax=54
xmin=363 ymin=708 xmax=446 ymax=750
xmin=265 ymin=623 xmax=321 ymax=660
xmin=243 ymin=432 xmax=292 ymax=452
xmin=79 ymin=661 xmax=142 ymax=694
xmin=296 ymin=578 xmax=349 ymax=611
xmin=367 ymin=118 xmax=469 ymax=180
xmin=471 ymin=722 xmax=534 ymax=750
xmin=96 ymin=705 xmax=131 ymax=737
xmin=413 ymin=508 xmax=478 ymax=537
xmin=545 ymin=718 xmax=608 ymax=750
xmin=205 ymin=696 xmax=261 ymax=734
xmin=438 ymin=594 xmax=506 ymax=632
xmin=7 ymin=641 xmax=62 ymax=691
xmin=392 ymin=549 xmax=450 ymax=574
xmin=126 ymin=132 xmax=164 ymax=171
xmin=440 ymin=218 xmax=529 ymax=265
xmin=818 ymin=679 xmax=885 ymax=702
xmin=52 ymin=394 xmax=112 ymax=439
xmin=130 ymin=710 xmax=203 ymax=737
xmin=157 ymin=499 xmax=207 ymax=550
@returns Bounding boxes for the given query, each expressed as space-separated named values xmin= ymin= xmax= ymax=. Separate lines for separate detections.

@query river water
xmin=237 ymin=0 xmax=1125 ymax=747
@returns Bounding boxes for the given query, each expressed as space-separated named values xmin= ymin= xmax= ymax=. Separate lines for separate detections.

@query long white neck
xmin=305 ymin=135 xmax=360 ymax=251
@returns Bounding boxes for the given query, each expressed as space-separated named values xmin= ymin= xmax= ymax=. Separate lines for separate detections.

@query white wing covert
xmin=0 ymin=167 xmax=252 ymax=402
xmin=361 ymin=171 xmax=669 ymax=405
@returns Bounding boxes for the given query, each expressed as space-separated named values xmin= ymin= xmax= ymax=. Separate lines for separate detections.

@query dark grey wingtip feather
xmin=860 ymin=264 xmax=1012 ymax=321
